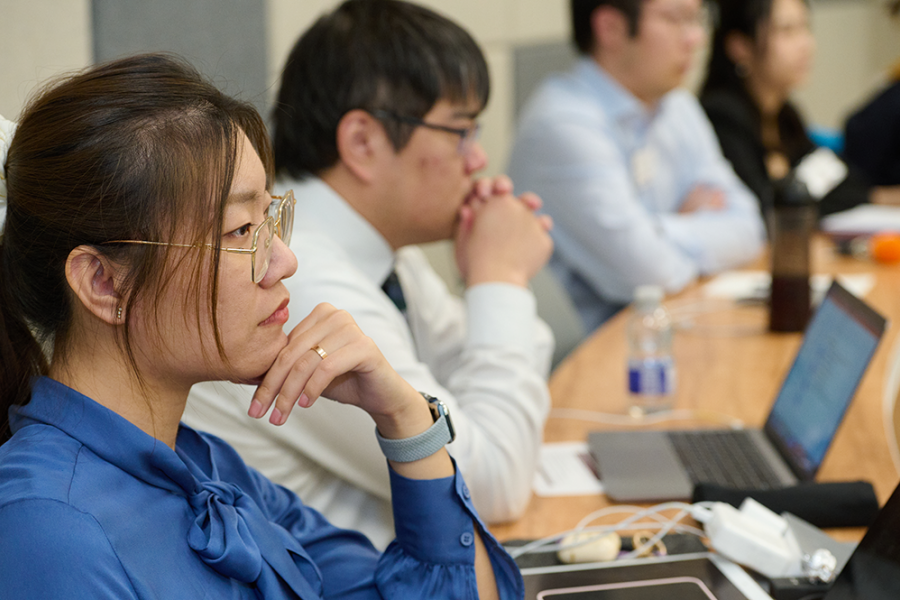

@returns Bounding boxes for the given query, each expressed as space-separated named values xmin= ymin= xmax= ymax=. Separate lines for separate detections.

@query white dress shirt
xmin=508 ymin=59 xmax=766 ymax=332
xmin=185 ymin=177 xmax=553 ymax=549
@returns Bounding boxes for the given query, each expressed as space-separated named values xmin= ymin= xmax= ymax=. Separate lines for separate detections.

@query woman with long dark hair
xmin=700 ymin=0 xmax=891 ymax=217
xmin=0 ymin=54 xmax=517 ymax=599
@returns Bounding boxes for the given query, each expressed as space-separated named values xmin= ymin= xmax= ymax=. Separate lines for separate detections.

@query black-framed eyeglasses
xmin=368 ymin=109 xmax=481 ymax=156
xmin=106 ymin=190 xmax=296 ymax=284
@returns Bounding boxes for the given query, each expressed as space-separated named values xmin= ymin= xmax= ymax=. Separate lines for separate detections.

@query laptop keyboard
xmin=667 ymin=430 xmax=784 ymax=490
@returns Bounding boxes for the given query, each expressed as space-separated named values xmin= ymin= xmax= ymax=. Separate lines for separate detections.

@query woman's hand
xmin=249 ymin=306 xmax=493 ymax=597
xmin=247 ymin=303 xmax=425 ymax=434
xmin=248 ymin=302 xmax=454 ymax=480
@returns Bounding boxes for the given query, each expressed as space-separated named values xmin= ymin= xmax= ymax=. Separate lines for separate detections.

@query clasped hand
xmin=244 ymin=175 xmax=553 ymax=440
xmin=454 ymin=175 xmax=554 ymax=288
xmin=678 ymin=184 xmax=726 ymax=214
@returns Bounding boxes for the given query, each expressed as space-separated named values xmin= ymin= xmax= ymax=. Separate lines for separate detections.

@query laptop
xmin=589 ymin=281 xmax=887 ymax=502
xmin=825 ymin=477 xmax=900 ymax=598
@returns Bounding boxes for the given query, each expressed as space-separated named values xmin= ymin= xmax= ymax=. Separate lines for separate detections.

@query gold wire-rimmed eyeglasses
xmin=105 ymin=190 xmax=296 ymax=284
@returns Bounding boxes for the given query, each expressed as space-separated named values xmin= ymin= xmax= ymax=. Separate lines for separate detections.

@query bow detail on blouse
xmin=184 ymin=477 xmax=323 ymax=598
xmin=12 ymin=378 xmax=327 ymax=599
xmin=187 ymin=480 xmax=263 ymax=583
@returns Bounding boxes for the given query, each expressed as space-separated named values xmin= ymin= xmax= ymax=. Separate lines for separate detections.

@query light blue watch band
xmin=376 ymin=393 xmax=454 ymax=462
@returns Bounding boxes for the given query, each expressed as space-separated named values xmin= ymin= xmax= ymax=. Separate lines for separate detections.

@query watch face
xmin=434 ymin=400 xmax=456 ymax=444
xmin=426 ymin=400 xmax=440 ymax=421
xmin=427 ymin=398 xmax=445 ymax=419
xmin=422 ymin=393 xmax=455 ymax=443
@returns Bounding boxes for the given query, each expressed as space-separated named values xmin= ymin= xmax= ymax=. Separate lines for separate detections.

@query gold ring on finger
xmin=311 ymin=345 xmax=328 ymax=360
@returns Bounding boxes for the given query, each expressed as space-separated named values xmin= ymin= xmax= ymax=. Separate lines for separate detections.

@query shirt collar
xmin=575 ymin=58 xmax=672 ymax=127
xmin=10 ymin=377 xmax=200 ymax=495
xmin=276 ymin=176 xmax=396 ymax=286
xmin=10 ymin=377 xmax=320 ymax=595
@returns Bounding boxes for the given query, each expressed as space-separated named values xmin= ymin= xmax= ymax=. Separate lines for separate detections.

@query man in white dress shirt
xmin=185 ymin=0 xmax=555 ymax=549
xmin=508 ymin=0 xmax=765 ymax=332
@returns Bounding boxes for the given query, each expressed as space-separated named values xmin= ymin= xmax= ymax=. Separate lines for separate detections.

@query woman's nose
xmin=261 ymin=234 xmax=298 ymax=286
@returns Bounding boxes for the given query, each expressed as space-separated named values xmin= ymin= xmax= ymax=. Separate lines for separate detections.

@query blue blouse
xmin=0 ymin=377 xmax=523 ymax=599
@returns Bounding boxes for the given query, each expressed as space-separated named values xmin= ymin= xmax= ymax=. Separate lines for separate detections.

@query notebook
xmin=589 ymin=281 xmax=887 ymax=502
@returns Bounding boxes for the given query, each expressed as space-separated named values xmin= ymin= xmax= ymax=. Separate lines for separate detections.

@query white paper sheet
xmin=533 ymin=441 xmax=604 ymax=497
xmin=703 ymin=270 xmax=875 ymax=304
xmin=820 ymin=204 xmax=900 ymax=236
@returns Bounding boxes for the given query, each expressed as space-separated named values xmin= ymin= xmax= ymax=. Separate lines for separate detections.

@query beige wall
xmin=1 ymin=0 xmax=898 ymax=164
xmin=795 ymin=0 xmax=900 ymax=130
xmin=0 ymin=0 xmax=91 ymax=120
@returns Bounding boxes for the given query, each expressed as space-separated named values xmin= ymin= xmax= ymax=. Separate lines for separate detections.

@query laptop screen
xmin=764 ymin=282 xmax=886 ymax=480
xmin=825 ymin=481 xmax=900 ymax=599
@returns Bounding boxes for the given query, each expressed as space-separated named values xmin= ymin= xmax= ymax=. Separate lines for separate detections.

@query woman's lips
xmin=260 ymin=298 xmax=290 ymax=326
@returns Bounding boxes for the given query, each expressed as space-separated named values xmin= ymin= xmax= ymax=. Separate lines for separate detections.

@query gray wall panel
xmin=513 ymin=41 xmax=576 ymax=119
xmin=93 ymin=0 xmax=268 ymax=113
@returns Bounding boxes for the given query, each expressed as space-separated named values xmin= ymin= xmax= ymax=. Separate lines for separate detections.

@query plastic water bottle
xmin=627 ymin=285 xmax=676 ymax=415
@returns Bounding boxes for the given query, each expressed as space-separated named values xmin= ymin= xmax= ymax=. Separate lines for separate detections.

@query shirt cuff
xmin=388 ymin=461 xmax=477 ymax=565
xmin=654 ymin=215 xmax=709 ymax=280
xmin=658 ymin=212 xmax=762 ymax=275
xmin=465 ymin=283 xmax=537 ymax=348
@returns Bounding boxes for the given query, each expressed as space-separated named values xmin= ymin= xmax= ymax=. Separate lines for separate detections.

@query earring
xmin=116 ymin=306 xmax=123 ymax=321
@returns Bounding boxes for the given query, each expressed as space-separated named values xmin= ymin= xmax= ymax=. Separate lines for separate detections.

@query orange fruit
xmin=870 ymin=232 xmax=900 ymax=263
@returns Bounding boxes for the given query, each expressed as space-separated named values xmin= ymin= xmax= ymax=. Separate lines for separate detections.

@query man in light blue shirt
xmin=508 ymin=0 xmax=765 ymax=332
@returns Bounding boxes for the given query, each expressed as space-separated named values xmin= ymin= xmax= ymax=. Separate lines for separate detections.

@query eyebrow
xmin=227 ymin=190 xmax=264 ymax=205
xmin=452 ymin=109 xmax=481 ymax=120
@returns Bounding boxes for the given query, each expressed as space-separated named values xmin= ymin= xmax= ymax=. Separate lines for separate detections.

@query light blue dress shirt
xmin=0 ymin=377 xmax=523 ymax=599
xmin=508 ymin=59 xmax=765 ymax=332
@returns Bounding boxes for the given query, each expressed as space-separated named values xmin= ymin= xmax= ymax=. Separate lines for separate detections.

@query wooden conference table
xmin=490 ymin=239 xmax=900 ymax=544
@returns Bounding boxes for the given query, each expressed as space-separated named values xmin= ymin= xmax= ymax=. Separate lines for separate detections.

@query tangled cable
xmin=508 ymin=502 xmax=716 ymax=562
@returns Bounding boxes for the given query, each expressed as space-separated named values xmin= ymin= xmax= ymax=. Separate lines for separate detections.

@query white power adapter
xmin=702 ymin=498 xmax=803 ymax=578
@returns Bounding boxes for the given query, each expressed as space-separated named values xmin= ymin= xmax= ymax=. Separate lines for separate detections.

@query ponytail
xmin=0 ymin=241 xmax=48 ymax=444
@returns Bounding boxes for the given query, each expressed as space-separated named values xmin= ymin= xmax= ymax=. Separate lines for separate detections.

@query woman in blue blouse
xmin=0 ymin=54 xmax=521 ymax=599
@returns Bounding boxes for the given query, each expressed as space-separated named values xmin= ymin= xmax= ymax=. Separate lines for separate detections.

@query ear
xmin=334 ymin=109 xmax=392 ymax=184
xmin=591 ymin=5 xmax=630 ymax=55
xmin=724 ymin=31 xmax=754 ymax=73
xmin=65 ymin=245 xmax=126 ymax=326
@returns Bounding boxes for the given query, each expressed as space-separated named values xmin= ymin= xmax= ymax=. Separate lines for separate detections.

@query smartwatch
xmin=376 ymin=392 xmax=456 ymax=462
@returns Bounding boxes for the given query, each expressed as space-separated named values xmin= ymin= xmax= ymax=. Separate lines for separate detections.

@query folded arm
xmin=510 ymin=93 xmax=764 ymax=304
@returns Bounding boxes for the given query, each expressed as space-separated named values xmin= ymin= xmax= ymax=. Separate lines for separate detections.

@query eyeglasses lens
xmin=279 ymin=194 xmax=294 ymax=246
xmin=254 ymin=218 xmax=276 ymax=283
xmin=459 ymin=125 xmax=481 ymax=156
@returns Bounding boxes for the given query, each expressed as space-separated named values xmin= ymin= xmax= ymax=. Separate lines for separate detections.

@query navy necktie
xmin=381 ymin=269 xmax=407 ymax=313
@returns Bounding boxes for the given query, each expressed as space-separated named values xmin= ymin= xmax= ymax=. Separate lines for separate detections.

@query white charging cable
xmin=508 ymin=498 xmax=817 ymax=580
xmin=508 ymin=502 xmax=713 ymax=561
